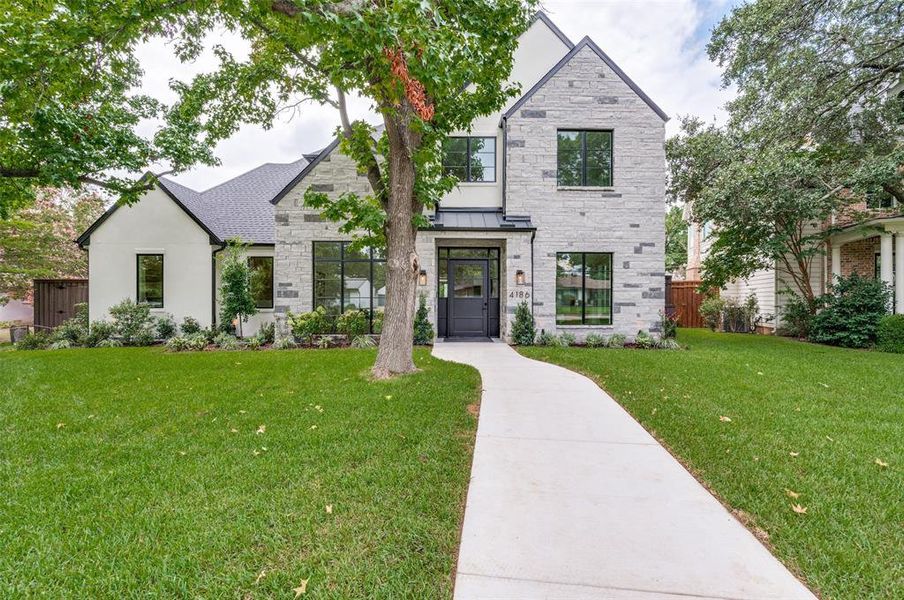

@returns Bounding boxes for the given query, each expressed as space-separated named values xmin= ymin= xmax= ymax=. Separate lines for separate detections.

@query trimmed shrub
xmin=413 ymin=294 xmax=434 ymax=345
xmin=584 ymin=333 xmax=606 ymax=348
xmin=635 ymin=330 xmax=655 ymax=349
xmin=53 ymin=318 xmax=87 ymax=345
xmin=96 ymin=338 xmax=123 ymax=348
xmin=185 ymin=333 xmax=210 ymax=351
xmin=699 ymin=296 xmax=725 ymax=331
xmin=536 ymin=331 xmax=556 ymax=346
xmin=608 ymin=333 xmax=626 ymax=349
xmin=85 ymin=321 xmax=116 ymax=347
xmin=180 ymin=316 xmax=202 ymax=336
xmin=289 ymin=307 xmax=335 ymax=343
xmin=511 ymin=301 xmax=536 ymax=346
xmin=877 ymin=314 xmax=904 ymax=353
xmin=16 ymin=331 xmax=51 ymax=350
xmin=337 ymin=310 xmax=369 ymax=338
xmin=108 ymin=299 xmax=155 ymax=346
xmin=257 ymin=322 xmax=276 ymax=345
xmin=779 ymin=291 xmax=816 ymax=338
xmin=155 ymin=314 xmax=177 ymax=340
xmin=213 ymin=332 xmax=239 ymax=350
xmin=810 ymin=274 xmax=891 ymax=348
xmin=49 ymin=340 xmax=72 ymax=350
xmin=372 ymin=310 xmax=384 ymax=335
xmin=559 ymin=332 xmax=576 ymax=347
xmin=246 ymin=336 xmax=263 ymax=351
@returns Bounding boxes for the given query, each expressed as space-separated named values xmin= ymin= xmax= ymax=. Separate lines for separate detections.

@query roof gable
xmin=77 ymin=176 xmax=220 ymax=248
xmin=503 ymin=36 xmax=669 ymax=122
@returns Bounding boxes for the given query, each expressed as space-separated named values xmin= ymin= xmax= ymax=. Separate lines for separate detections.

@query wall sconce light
xmin=515 ymin=270 xmax=526 ymax=285
xmin=418 ymin=270 xmax=428 ymax=286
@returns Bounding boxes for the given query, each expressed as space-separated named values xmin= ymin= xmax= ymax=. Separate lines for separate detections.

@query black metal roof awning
xmin=425 ymin=209 xmax=534 ymax=232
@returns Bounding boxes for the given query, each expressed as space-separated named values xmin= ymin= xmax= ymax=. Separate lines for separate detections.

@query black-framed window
xmin=442 ymin=136 xmax=496 ymax=182
xmin=557 ymin=130 xmax=613 ymax=187
xmin=313 ymin=242 xmax=385 ymax=332
xmin=438 ymin=248 xmax=500 ymax=299
xmin=248 ymin=256 xmax=274 ymax=309
xmin=556 ymin=252 xmax=613 ymax=325
xmin=136 ymin=254 xmax=164 ymax=308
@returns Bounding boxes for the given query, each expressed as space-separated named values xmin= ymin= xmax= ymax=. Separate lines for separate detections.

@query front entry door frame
xmin=448 ymin=258 xmax=489 ymax=338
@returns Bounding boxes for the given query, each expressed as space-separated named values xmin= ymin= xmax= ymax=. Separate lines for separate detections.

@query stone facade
xmin=273 ymin=43 xmax=667 ymax=341
xmin=505 ymin=44 xmax=667 ymax=337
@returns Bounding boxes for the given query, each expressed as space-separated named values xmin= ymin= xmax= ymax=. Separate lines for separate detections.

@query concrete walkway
xmin=434 ymin=341 xmax=815 ymax=600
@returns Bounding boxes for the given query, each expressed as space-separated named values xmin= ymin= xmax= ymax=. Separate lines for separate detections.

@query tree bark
xmin=372 ymin=110 xmax=421 ymax=379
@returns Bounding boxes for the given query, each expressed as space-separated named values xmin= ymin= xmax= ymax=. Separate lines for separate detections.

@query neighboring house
xmin=687 ymin=196 xmax=904 ymax=331
xmin=0 ymin=297 xmax=33 ymax=325
xmin=77 ymin=13 xmax=668 ymax=341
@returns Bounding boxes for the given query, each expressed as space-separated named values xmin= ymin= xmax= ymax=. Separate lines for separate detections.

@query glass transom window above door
xmin=438 ymin=248 xmax=499 ymax=299
xmin=441 ymin=137 xmax=496 ymax=182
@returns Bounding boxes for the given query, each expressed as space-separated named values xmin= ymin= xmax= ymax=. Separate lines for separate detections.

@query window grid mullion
xmin=581 ymin=252 xmax=586 ymax=324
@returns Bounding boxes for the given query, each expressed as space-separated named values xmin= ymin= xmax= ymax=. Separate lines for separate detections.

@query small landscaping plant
xmin=15 ymin=331 xmax=51 ymax=351
xmin=809 ymin=274 xmax=891 ymax=348
xmin=53 ymin=303 xmax=89 ymax=345
xmin=155 ymin=314 xmax=177 ymax=340
xmin=584 ymin=333 xmax=606 ymax=348
xmin=413 ymin=293 xmax=434 ymax=345
xmin=876 ymin=314 xmax=904 ymax=353
xmin=273 ymin=335 xmax=295 ymax=350
xmin=218 ymin=240 xmax=258 ymax=337
xmin=289 ymin=307 xmax=335 ymax=344
xmin=351 ymin=334 xmax=376 ymax=348
xmin=180 ymin=316 xmax=202 ymax=336
xmin=86 ymin=321 xmax=116 ymax=347
xmin=607 ymin=333 xmax=626 ymax=349
xmin=213 ymin=332 xmax=239 ymax=350
xmin=257 ymin=321 xmax=275 ymax=345
xmin=778 ymin=290 xmax=815 ymax=338
xmin=108 ymin=299 xmax=155 ymax=346
xmin=659 ymin=310 xmax=679 ymax=339
xmin=699 ymin=296 xmax=724 ymax=331
xmin=510 ymin=301 xmax=536 ymax=346
xmin=635 ymin=330 xmax=655 ymax=349
xmin=657 ymin=337 xmax=681 ymax=350
xmin=536 ymin=331 xmax=556 ymax=346
xmin=337 ymin=309 xmax=368 ymax=339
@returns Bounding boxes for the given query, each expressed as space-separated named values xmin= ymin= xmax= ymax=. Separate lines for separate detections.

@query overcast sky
xmin=144 ymin=0 xmax=740 ymax=191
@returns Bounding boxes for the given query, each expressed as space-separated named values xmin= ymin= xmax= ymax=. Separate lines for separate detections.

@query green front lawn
xmin=521 ymin=330 xmax=904 ymax=599
xmin=0 ymin=347 xmax=479 ymax=598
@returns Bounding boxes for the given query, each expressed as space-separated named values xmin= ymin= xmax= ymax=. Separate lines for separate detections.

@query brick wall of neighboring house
xmin=839 ymin=236 xmax=880 ymax=278
xmin=505 ymin=43 xmax=667 ymax=338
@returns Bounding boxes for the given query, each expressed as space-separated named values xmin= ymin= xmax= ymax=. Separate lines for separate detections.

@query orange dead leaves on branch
xmin=385 ymin=47 xmax=435 ymax=121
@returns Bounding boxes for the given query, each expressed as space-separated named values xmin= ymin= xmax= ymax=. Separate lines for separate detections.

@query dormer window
xmin=557 ymin=130 xmax=613 ymax=187
xmin=442 ymin=137 xmax=496 ymax=182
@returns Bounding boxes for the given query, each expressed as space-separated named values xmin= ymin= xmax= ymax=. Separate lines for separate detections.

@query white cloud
xmin=138 ymin=1 xmax=736 ymax=190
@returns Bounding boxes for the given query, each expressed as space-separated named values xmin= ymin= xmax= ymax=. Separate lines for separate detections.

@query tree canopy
xmin=668 ymin=0 xmax=904 ymax=305
xmin=0 ymin=2 xmax=217 ymax=218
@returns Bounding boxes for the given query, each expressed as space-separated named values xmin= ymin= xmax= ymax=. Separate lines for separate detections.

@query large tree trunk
xmin=372 ymin=111 xmax=421 ymax=379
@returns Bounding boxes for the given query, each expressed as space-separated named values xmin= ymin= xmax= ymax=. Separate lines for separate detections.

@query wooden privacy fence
xmin=666 ymin=279 xmax=707 ymax=328
xmin=33 ymin=278 xmax=88 ymax=329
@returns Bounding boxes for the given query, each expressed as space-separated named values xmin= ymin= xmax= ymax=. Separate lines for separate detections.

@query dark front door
xmin=448 ymin=259 xmax=488 ymax=337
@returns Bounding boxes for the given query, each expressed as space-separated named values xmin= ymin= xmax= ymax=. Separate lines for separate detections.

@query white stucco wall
xmin=440 ymin=17 xmax=571 ymax=210
xmin=87 ymin=186 xmax=216 ymax=326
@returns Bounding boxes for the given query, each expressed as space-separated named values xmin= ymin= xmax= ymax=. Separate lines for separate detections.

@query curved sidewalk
xmin=434 ymin=341 xmax=815 ymax=600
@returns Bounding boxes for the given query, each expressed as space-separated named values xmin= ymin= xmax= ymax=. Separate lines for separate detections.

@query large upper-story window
xmin=313 ymin=242 xmax=386 ymax=332
xmin=557 ymin=130 xmax=613 ymax=187
xmin=442 ymin=136 xmax=496 ymax=182
xmin=136 ymin=254 xmax=164 ymax=308
xmin=248 ymin=256 xmax=274 ymax=309
xmin=556 ymin=252 xmax=613 ymax=325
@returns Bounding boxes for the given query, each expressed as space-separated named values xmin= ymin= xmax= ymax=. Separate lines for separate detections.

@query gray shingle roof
xmin=160 ymin=157 xmax=310 ymax=244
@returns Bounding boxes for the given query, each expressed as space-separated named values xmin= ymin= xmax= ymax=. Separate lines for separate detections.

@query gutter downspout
xmin=530 ymin=230 xmax=536 ymax=320
xmin=211 ymin=243 xmax=227 ymax=328
xmin=501 ymin=116 xmax=508 ymax=218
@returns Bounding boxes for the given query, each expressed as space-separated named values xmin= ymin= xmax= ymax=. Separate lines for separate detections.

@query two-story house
xmin=77 ymin=13 xmax=669 ymax=341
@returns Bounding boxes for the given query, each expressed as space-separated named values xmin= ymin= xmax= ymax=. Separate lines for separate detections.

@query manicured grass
xmin=0 ymin=347 xmax=479 ymax=598
xmin=521 ymin=330 xmax=904 ymax=599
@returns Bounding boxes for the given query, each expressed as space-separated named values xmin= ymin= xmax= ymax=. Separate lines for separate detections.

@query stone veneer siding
xmin=505 ymin=44 xmax=667 ymax=337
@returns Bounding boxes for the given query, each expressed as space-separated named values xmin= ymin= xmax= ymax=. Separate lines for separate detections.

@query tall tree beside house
xmin=0 ymin=189 xmax=104 ymax=303
xmin=668 ymin=0 xmax=904 ymax=309
xmin=664 ymin=205 xmax=687 ymax=274
xmin=157 ymin=0 xmax=537 ymax=377
xmin=218 ymin=241 xmax=258 ymax=338
xmin=0 ymin=4 xmax=217 ymax=218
